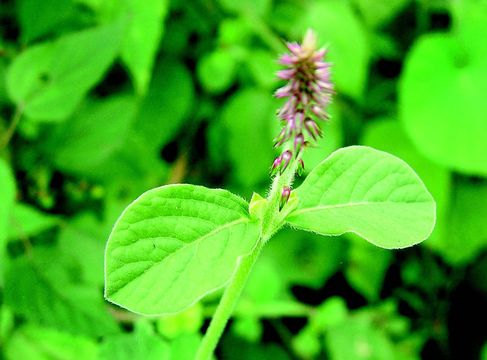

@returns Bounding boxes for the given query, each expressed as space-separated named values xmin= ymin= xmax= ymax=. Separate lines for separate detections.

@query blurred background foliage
xmin=0 ymin=0 xmax=486 ymax=359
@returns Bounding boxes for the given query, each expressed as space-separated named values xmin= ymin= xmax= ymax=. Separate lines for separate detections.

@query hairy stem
xmin=195 ymin=237 xmax=266 ymax=360
xmin=196 ymin=155 xmax=301 ymax=360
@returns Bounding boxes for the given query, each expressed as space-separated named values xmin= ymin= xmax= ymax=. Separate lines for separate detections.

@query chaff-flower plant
xmin=104 ymin=30 xmax=436 ymax=360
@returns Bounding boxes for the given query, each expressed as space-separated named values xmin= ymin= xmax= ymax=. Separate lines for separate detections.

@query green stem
xmin=196 ymin=153 xmax=301 ymax=359
xmin=0 ymin=106 xmax=23 ymax=150
xmin=195 ymin=238 xmax=266 ymax=360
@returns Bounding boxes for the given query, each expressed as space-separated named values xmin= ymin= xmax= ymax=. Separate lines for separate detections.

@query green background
xmin=1 ymin=0 xmax=486 ymax=359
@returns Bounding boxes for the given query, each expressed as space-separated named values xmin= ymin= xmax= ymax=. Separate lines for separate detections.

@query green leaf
xmin=400 ymin=30 xmax=487 ymax=175
xmin=360 ymin=119 xmax=451 ymax=254
xmin=134 ymin=58 xmax=194 ymax=150
xmin=120 ymin=0 xmax=169 ymax=94
xmin=100 ymin=320 xmax=169 ymax=360
xmin=6 ymin=21 xmax=123 ymax=122
xmin=44 ymin=94 xmax=136 ymax=175
xmin=5 ymin=325 xmax=98 ymax=360
xmin=105 ymin=184 xmax=260 ymax=315
xmin=8 ymin=203 xmax=58 ymax=240
xmin=5 ymin=256 xmax=119 ymax=337
xmin=287 ymin=146 xmax=436 ymax=249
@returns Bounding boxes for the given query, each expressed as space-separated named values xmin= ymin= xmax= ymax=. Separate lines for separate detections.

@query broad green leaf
xmin=5 ymin=256 xmax=119 ymax=337
xmin=17 ymin=0 xmax=76 ymax=43
xmin=295 ymin=1 xmax=370 ymax=99
xmin=134 ymin=58 xmax=194 ymax=150
xmin=44 ymin=94 xmax=136 ymax=174
xmin=5 ymin=325 xmax=98 ymax=360
xmin=8 ymin=203 xmax=58 ymax=240
xmin=120 ymin=0 xmax=169 ymax=94
xmin=100 ymin=321 xmax=169 ymax=360
xmin=105 ymin=184 xmax=260 ymax=315
xmin=6 ymin=21 xmax=123 ymax=121
xmin=287 ymin=146 xmax=436 ymax=249
xmin=400 ymin=29 xmax=487 ymax=175
xmin=361 ymin=119 xmax=451 ymax=254
xmin=0 ymin=159 xmax=15 ymax=281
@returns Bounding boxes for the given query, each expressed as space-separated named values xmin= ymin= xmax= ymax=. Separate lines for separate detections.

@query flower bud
xmin=280 ymin=186 xmax=291 ymax=211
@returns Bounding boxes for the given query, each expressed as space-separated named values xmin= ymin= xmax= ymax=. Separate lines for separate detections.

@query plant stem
xmin=0 ymin=106 xmax=23 ymax=150
xmin=196 ymin=153 xmax=301 ymax=359
xmin=195 ymin=237 xmax=266 ymax=360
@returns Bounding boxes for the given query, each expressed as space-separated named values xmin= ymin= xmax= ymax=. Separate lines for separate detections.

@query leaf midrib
xmin=289 ymin=199 xmax=432 ymax=217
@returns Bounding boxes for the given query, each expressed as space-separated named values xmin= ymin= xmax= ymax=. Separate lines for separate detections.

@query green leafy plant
xmin=104 ymin=30 xmax=435 ymax=359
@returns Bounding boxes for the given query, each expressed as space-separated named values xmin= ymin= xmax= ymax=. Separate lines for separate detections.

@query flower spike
xmin=271 ymin=29 xmax=334 ymax=176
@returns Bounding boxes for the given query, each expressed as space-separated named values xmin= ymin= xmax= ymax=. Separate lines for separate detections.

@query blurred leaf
xmin=296 ymin=0 xmax=370 ymax=98
xmin=354 ymin=0 xmax=410 ymax=28
xmin=44 ymin=94 xmax=136 ymax=175
xmin=301 ymin=103 xmax=343 ymax=173
xmin=292 ymin=328 xmax=321 ymax=358
xmin=100 ymin=320 xmax=169 ymax=360
xmin=168 ymin=334 xmax=202 ymax=360
xmin=218 ymin=18 xmax=252 ymax=46
xmin=221 ymin=335 xmax=291 ymax=360
xmin=8 ymin=202 xmax=58 ymax=241
xmin=105 ymin=184 xmax=260 ymax=315
xmin=326 ymin=315 xmax=396 ymax=360
xmin=120 ymin=0 xmax=169 ymax=94
xmin=156 ymin=303 xmax=203 ymax=340
xmin=58 ymin=213 xmax=108 ymax=287
xmin=6 ymin=21 xmax=123 ymax=122
xmin=219 ymin=88 xmax=275 ymax=190
xmin=4 ymin=256 xmax=119 ymax=337
xmin=217 ymin=0 xmax=271 ymax=16
xmin=345 ymin=235 xmax=392 ymax=301
xmin=232 ymin=317 xmax=262 ymax=343
xmin=197 ymin=48 xmax=239 ymax=94
xmin=400 ymin=27 xmax=487 ymax=175
xmin=441 ymin=180 xmax=487 ymax=265
xmin=264 ymin=228 xmax=346 ymax=288
xmin=134 ymin=58 xmax=194 ymax=150
xmin=361 ymin=119 xmax=451 ymax=255
xmin=245 ymin=50 xmax=279 ymax=89
xmin=5 ymin=325 xmax=98 ymax=360
xmin=287 ymin=146 xmax=436 ymax=249
xmin=16 ymin=0 xmax=77 ymax=43
xmin=243 ymin=257 xmax=284 ymax=303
